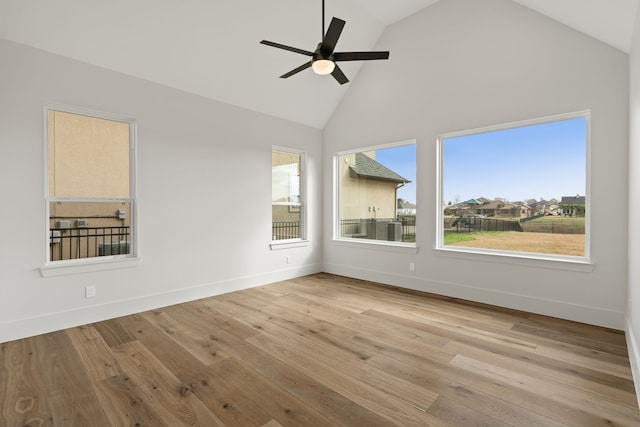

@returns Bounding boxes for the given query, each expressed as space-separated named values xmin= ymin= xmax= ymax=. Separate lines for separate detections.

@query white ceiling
xmin=0 ymin=0 xmax=637 ymax=129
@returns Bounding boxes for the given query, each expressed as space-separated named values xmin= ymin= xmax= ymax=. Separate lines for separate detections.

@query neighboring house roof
xmin=350 ymin=153 xmax=410 ymax=184
xmin=481 ymin=201 xmax=517 ymax=210
xmin=560 ymin=195 xmax=585 ymax=205
xmin=397 ymin=199 xmax=417 ymax=209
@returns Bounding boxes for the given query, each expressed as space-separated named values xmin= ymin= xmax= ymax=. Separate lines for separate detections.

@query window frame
xmin=436 ymin=111 xmax=591 ymax=265
xmin=41 ymin=102 xmax=139 ymax=275
xmin=270 ymin=146 xmax=308 ymax=249
xmin=334 ymin=139 xmax=417 ymax=250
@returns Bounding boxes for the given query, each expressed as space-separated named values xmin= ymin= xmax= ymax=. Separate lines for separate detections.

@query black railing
xmin=340 ymin=216 xmax=416 ymax=242
xmin=272 ymin=221 xmax=300 ymax=240
xmin=50 ymin=226 xmax=130 ymax=261
xmin=450 ymin=216 xmax=522 ymax=233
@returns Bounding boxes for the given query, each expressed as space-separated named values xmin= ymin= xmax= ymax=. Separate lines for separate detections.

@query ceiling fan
xmin=259 ymin=0 xmax=389 ymax=85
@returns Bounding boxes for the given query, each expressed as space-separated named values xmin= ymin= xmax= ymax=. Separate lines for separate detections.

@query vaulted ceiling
xmin=0 ymin=0 xmax=637 ymax=128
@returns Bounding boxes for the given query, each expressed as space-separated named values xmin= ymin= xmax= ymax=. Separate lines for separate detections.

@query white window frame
xmin=270 ymin=146 xmax=308 ymax=250
xmin=436 ymin=111 xmax=591 ymax=268
xmin=334 ymin=139 xmax=417 ymax=251
xmin=40 ymin=103 xmax=139 ymax=277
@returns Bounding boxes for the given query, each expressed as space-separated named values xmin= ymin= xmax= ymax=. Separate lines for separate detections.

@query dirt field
xmin=447 ymin=231 xmax=585 ymax=256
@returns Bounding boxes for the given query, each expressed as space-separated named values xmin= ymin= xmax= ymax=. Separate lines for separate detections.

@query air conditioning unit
xmin=56 ymin=220 xmax=70 ymax=229
xmin=387 ymin=222 xmax=402 ymax=241
xmin=76 ymin=219 xmax=88 ymax=228
xmin=50 ymin=230 xmax=61 ymax=244
xmin=98 ymin=241 xmax=130 ymax=256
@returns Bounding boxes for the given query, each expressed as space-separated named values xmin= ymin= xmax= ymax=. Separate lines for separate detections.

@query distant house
xmin=397 ymin=198 xmax=417 ymax=215
xmin=529 ymin=199 xmax=553 ymax=215
xmin=559 ymin=195 xmax=586 ymax=216
xmin=446 ymin=197 xmax=531 ymax=218
xmin=481 ymin=200 xmax=531 ymax=218
xmin=340 ymin=152 xmax=411 ymax=220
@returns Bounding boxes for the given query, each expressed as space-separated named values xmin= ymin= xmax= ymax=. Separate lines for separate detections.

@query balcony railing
xmin=50 ymin=226 xmax=130 ymax=261
xmin=272 ymin=221 xmax=300 ymax=241
xmin=340 ymin=216 xmax=416 ymax=242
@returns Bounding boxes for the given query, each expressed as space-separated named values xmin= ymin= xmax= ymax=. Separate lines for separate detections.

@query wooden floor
xmin=1 ymin=273 xmax=639 ymax=426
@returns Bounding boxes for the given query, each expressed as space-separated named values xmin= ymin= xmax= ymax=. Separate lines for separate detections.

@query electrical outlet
xmin=409 ymin=262 xmax=415 ymax=271
xmin=85 ymin=286 xmax=96 ymax=298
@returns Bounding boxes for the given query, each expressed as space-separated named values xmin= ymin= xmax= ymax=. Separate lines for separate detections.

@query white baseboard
xmin=323 ymin=263 xmax=626 ymax=330
xmin=626 ymin=316 xmax=640 ymax=410
xmin=0 ymin=264 xmax=321 ymax=344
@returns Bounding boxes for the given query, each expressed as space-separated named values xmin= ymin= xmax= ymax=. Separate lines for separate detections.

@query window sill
xmin=435 ymin=246 xmax=593 ymax=272
xmin=332 ymin=238 xmax=418 ymax=254
xmin=40 ymin=256 xmax=142 ymax=277
xmin=270 ymin=240 xmax=310 ymax=251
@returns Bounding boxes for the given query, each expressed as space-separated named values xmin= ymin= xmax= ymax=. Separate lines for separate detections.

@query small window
xmin=336 ymin=141 xmax=416 ymax=245
xmin=438 ymin=112 xmax=588 ymax=260
xmin=46 ymin=105 xmax=136 ymax=263
xmin=272 ymin=148 xmax=305 ymax=241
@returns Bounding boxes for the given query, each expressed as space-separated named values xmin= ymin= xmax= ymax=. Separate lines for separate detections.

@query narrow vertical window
xmin=272 ymin=148 xmax=305 ymax=241
xmin=46 ymin=105 xmax=136 ymax=263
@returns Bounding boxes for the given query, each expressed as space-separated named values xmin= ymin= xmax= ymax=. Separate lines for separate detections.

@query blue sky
xmin=372 ymin=116 xmax=586 ymax=206
xmin=443 ymin=117 xmax=586 ymax=204
xmin=375 ymin=144 xmax=417 ymax=204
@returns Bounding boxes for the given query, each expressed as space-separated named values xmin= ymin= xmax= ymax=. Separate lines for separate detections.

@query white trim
xmin=40 ymin=256 xmax=142 ymax=277
xmin=626 ymin=316 xmax=640 ymax=410
xmin=434 ymin=246 xmax=593 ymax=272
xmin=436 ymin=110 xmax=591 ymax=263
xmin=323 ymin=262 xmax=625 ymax=330
xmin=44 ymin=102 xmax=139 ymax=268
xmin=333 ymin=139 xmax=417 ymax=245
xmin=332 ymin=238 xmax=418 ymax=254
xmin=270 ymin=240 xmax=310 ymax=250
xmin=272 ymin=146 xmax=307 ymax=242
xmin=334 ymin=138 xmax=417 ymax=156
xmin=3 ymin=264 xmax=322 ymax=344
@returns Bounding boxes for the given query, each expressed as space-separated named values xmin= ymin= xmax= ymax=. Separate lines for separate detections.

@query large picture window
xmin=46 ymin=105 xmax=136 ymax=263
xmin=272 ymin=148 xmax=305 ymax=241
xmin=336 ymin=141 xmax=416 ymax=245
xmin=438 ymin=112 xmax=589 ymax=260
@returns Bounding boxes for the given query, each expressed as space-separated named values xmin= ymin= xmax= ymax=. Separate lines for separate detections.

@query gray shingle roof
xmin=349 ymin=152 xmax=410 ymax=183
xmin=560 ymin=195 xmax=585 ymax=205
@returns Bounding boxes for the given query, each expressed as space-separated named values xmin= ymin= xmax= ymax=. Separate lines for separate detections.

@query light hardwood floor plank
xmin=1 ymin=272 xmax=639 ymax=426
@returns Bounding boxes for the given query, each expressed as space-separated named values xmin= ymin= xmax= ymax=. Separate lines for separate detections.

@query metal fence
xmin=50 ymin=226 xmax=130 ymax=261
xmin=340 ymin=216 xmax=416 ymax=242
xmin=272 ymin=221 xmax=300 ymax=240
xmin=449 ymin=216 xmax=522 ymax=233
xmin=521 ymin=219 xmax=585 ymax=234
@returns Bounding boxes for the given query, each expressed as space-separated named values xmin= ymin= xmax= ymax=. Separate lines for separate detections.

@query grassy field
xmin=444 ymin=231 xmax=585 ymax=256
xmin=522 ymin=216 xmax=585 ymax=234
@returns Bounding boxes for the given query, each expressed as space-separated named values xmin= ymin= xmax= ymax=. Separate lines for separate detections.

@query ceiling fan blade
xmin=331 ymin=64 xmax=349 ymax=85
xmin=280 ymin=61 xmax=313 ymax=78
xmin=334 ymin=51 xmax=390 ymax=61
xmin=321 ymin=17 xmax=345 ymax=54
xmin=260 ymin=40 xmax=314 ymax=57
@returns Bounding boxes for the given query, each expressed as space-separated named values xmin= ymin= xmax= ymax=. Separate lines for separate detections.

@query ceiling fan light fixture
xmin=260 ymin=0 xmax=389 ymax=84
xmin=312 ymin=59 xmax=335 ymax=75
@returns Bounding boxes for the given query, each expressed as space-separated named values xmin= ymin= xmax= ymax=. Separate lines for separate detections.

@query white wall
xmin=628 ymin=0 xmax=640 ymax=406
xmin=324 ymin=0 xmax=629 ymax=329
xmin=0 ymin=39 xmax=323 ymax=343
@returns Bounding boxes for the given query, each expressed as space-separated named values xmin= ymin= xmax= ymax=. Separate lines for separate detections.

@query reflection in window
xmin=272 ymin=149 xmax=304 ymax=241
